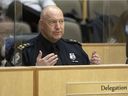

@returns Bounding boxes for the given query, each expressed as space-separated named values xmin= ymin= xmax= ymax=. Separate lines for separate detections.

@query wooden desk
xmin=0 ymin=67 xmax=34 ymax=96
xmin=0 ymin=65 xmax=128 ymax=96
xmin=38 ymin=65 xmax=128 ymax=96
xmin=82 ymin=43 xmax=126 ymax=64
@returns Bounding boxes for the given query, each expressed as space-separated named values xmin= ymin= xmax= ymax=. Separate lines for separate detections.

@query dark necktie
xmin=52 ymin=45 xmax=62 ymax=65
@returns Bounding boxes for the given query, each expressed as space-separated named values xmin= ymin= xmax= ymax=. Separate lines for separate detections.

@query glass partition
xmin=87 ymin=0 xmax=128 ymax=43
xmin=0 ymin=0 xmax=127 ymax=66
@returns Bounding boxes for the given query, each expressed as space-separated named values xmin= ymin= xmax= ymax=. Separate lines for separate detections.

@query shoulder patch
xmin=17 ymin=43 xmax=31 ymax=50
xmin=64 ymin=39 xmax=81 ymax=46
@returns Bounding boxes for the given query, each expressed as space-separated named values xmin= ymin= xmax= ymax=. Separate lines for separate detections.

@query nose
xmin=55 ymin=22 xmax=61 ymax=30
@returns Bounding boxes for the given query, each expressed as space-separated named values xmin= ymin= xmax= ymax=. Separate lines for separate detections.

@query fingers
xmin=91 ymin=57 xmax=101 ymax=64
xmin=37 ymin=50 xmax=42 ymax=60
xmin=92 ymin=51 xmax=96 ymax=56
xmin=90 ymin=51 xmax=101 ymax=64
xmin=48 ymin=56 xmax=58 ymax=66
xmin=36 ymin=51 xmax=58 ymax=66
xmin=43 ymin=53 xmax=58 ymax=65
xmin=43 ymin=53 xmax=57 ymax=60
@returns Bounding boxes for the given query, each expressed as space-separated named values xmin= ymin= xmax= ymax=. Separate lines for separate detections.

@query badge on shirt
xmin=69 ymin=53 xmax=78 ymax=63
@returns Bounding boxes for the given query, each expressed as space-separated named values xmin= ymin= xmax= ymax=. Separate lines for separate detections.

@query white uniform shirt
xmin=0 ymin=0 xmax=56 ymax=12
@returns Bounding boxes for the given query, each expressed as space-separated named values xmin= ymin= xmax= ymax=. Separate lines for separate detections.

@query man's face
xmin=40 ymin=8 xmax=64 ymax=43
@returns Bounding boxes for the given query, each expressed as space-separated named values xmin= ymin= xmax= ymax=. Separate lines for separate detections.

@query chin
xmin=55 ymin=34 xmax=62 ymax=38
xmin=53 ymin=37 xmax=61 ymax=42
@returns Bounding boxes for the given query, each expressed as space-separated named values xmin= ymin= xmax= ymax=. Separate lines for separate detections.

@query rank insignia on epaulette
xmin=68 ymin=39 xmax=81 ymax=45
xmin=17 ymin=43 xmax=30 ymax=50
xmin=69 ymin=39 xmax=77 ymax=42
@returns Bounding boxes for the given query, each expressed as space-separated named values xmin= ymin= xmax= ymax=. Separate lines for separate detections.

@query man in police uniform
xmin=6 ymin=5 xmax=101 ymax=66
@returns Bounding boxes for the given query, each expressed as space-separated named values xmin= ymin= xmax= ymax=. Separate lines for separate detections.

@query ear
xmin=38 ymin=20 xmax=44 ymax=32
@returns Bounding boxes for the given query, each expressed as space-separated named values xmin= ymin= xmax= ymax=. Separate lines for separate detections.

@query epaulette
xmin=64 ymin=39 xmax=81 ymax=46
xmin=17 ymin=43 xmax=31 ymax=50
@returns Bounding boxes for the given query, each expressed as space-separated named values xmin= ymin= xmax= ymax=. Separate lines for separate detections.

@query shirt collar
xmin=38 ymin=33 xmax=61 ymax=51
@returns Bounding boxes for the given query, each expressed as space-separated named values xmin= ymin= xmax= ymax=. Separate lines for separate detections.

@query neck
xmin=40 ymin=33 xmax=58 ymax=43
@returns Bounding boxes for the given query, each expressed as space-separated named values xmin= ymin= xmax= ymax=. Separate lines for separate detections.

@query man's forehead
xmin=43 ymin=6 xmax=62 ymax=15
xmin=43 ymin=12 xmax=63 ymax=20
xmin=40 ymin=6 xmax=64 ymax=20
xmin=42 ymin=6 xmax=63 ymax=15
